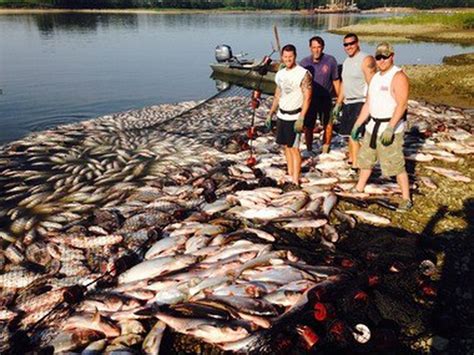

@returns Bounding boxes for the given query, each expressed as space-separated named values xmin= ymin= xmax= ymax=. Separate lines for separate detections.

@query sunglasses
xmin=375 ymin=54 xmax=392 ymax=61
xmin=343 ymin=40 xmax=357 ymax=47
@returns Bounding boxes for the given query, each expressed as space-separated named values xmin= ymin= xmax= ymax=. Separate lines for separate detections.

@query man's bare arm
xmin=332 ymin=79 xmax=341 ymax=99
xmin=300 ymin=72 xmax=313 ymax=117
xmin=354 ymin=95 xmax=371 ymax=127
xmin=269 ymin=86 xmax=281 ymax=116
xmin=362 ymin=56 xmax=376 ymax=84
xmin=336 ymin=81 xmax=344 ymax=106
xmin=389 ymin=71 xmax=409 ymax=128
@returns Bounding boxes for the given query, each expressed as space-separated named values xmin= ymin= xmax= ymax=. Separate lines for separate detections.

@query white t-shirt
xmin=366 ymin=65 xmax=405 ymax=136
xmin=275 ymin=65 xmax=309 ymax=121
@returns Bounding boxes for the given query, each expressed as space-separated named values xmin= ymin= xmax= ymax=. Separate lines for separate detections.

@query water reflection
xmin=29 ymin=13 xmax=358 ymax=34
xmin=294 ymin=13 xmax=359 ymax=30
xmin=33 ymin=13 xmax=139 ymax=36
xmin=0 ymin=12 xmax=472 ymax=144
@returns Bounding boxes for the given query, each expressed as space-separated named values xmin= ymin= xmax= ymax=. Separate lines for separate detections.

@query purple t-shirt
xmin=300 ymin=53 xmax=339 ymax=98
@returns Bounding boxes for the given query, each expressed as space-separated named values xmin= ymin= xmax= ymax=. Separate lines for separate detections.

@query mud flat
xmin=403 ymin=53 xmax=474 ymax=109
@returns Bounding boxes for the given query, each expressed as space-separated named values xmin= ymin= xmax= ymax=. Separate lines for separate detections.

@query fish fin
xmin=92 ymin=308 xmax=101 ymax=323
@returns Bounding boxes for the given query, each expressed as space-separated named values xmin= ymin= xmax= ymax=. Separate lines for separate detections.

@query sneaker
xmin=301 ymin=150 xmax=313 ymax=159
xmin=397 ymin=199 xmax=414 ymax=212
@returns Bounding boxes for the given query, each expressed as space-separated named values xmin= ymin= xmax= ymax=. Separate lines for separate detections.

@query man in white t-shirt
xmin=350 ymin=42 xmax=412 ymax=212
xmin=266 ymin=44 xmax=312 ymax=185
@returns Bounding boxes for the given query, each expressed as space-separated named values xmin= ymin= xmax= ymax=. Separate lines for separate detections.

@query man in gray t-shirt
xmin=336 ymin=33 xmax=376 ymax=168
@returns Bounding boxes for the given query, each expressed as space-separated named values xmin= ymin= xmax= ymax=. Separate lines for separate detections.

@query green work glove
xmin=265 ymin=114 xmax=273 ymax=131
xmin=350 ymin=124 xmax=362 ymax=141
xmin=380 ymin=126 xmax=395 ymax=146
xmin=331 ymin=103 xmax=342 ymax=120
xmin=294 ymin=115 xmax=304 ymax=133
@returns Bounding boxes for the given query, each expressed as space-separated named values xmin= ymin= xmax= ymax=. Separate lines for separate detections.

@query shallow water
xmin=0 ymin=12 xmax=472 ymax=144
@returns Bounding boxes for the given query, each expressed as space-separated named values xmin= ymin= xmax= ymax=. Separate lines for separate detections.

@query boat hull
xmin=210 ymin=63 xmax=276 ymax=84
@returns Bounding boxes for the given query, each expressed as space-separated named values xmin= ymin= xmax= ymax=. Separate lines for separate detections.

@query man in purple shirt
xmin=300 ymin=36 xmax=341 ymax=154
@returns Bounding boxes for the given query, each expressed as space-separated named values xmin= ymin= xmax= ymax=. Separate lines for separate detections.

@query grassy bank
xmin=403 ymin=53 xmax=474 ymax=109
xmin=330 ymin=12 xmax=474 ymax=45
xmin=363 ymin=12 xmax=473 ymax=28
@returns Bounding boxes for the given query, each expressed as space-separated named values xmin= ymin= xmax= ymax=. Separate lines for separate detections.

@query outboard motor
xmin=215 ymin=45 xmax=233 ymax=63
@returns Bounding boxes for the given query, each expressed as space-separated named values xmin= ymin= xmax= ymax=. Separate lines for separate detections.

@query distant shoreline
xmin=0 ymin=7 xmax=472 ymax=15
xmin=0 ymin=8 xmax=299 ymax=15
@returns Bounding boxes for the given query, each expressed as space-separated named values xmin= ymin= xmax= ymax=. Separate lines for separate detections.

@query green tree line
xmin=1 ymin=0 xmax=472 ymax=9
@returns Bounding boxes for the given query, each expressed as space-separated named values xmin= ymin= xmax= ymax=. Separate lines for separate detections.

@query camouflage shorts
xmin=357 ymin=132 xmax=406 ymax=177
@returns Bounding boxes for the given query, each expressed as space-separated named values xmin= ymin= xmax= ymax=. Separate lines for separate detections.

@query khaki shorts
xmin=357 ymin=132 xmax=406 ymax=177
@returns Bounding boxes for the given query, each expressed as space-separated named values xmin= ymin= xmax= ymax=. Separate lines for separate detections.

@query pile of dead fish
xmin=0 ymin=93 xmax=473 ymax=353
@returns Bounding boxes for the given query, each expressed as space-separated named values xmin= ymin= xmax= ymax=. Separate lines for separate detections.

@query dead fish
xmin=145 ymin=235 xmax=187 ymax=260
xmin=118 ymin=255 xmax=197 ymax=284
xmin=154 ymin=312 xmax=250 ymax=344
xmin=118 ymin=319 xmax=146 ymax=335
xmin=110 ymin=333 xmax=143 ymax=347
xmin=25 ymin=242 xmax=51 ymax=266
xmin=263 ymin=290 xmax=302 ymax=307
xmin=197 ymin=295 xmax=278 ymax=317
xmin=322 ymin=224 xmax=339 ymax=243
xmin=0 ymin=308 xmax=17 ymax=321
xmin=142 ymin=320 xmax=167 ymax=354
xmin=420 ymin=176 xmax=438 ymax=190
xmin=81 ymin=339 xmax=108 ymax=354
xmin=345 ymin=210 xmax=390 ymax=225
xmin=333 ymin=209 xmax=356 ymax=228
xmin=406 ymin=153 xmax=434 ymax=162
xmin=51 ymin=234 xmax=123 ymax=249
xmin=0 ymin=269 xmax=42 ymax=288
xmin=63 ymin=311 xmax=120 ymax=337
xmin=426 ymin=166 xmax=471 ymax=183
xmin=51 ymin=329 xmax=102 ymax=353
xmin=282 ymin=219 xmax=327 ymax=229
xmin=369 ymin=198 xmax=398 ymax=211
xmin=322 ymin=192 xmax=338 ymax=216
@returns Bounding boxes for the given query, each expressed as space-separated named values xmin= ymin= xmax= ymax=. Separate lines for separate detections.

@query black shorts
xmin=339 ymin=102 xmax=364 ymax=136
xmin=304 ymin=95 xmax=332 ymax=129
xmin=276 ymin=118 xmax=300 ymax=148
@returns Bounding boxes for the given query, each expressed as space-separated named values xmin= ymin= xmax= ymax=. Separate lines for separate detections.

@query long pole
xmin=273 ymin=24 xmax=281 ymax=55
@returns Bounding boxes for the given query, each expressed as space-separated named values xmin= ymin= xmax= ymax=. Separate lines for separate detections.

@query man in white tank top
xmin=336 ymin=33 xmax=376 ymax=168
xmin=267 ymin=44 xmax=312 ymax=185
xmin=350 ymin=42 xmax=413 ymax=211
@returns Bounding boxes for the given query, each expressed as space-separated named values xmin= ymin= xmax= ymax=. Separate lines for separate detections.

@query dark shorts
xmin=339 ymin=102 xmax=364 ymax=136
xmin=276 ymin=118 xmax=301 ymax=148
xmin=304 ymin=95 xmax=332 ymax=129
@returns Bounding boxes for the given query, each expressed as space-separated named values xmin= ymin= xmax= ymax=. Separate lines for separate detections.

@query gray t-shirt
xmin=342 ymin=51 xmax=368 ymax=104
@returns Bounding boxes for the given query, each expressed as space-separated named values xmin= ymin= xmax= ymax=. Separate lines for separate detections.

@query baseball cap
xmin=375 ymin=42 xmax=394 ymax=57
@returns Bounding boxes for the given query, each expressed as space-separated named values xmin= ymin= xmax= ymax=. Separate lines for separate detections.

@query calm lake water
xmin=0 ymin=13 xmax=472 ymax=144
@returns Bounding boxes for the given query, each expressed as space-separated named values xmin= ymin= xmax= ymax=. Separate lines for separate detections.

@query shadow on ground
xmin=332 ymin=198 xmax=473 ymax=354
